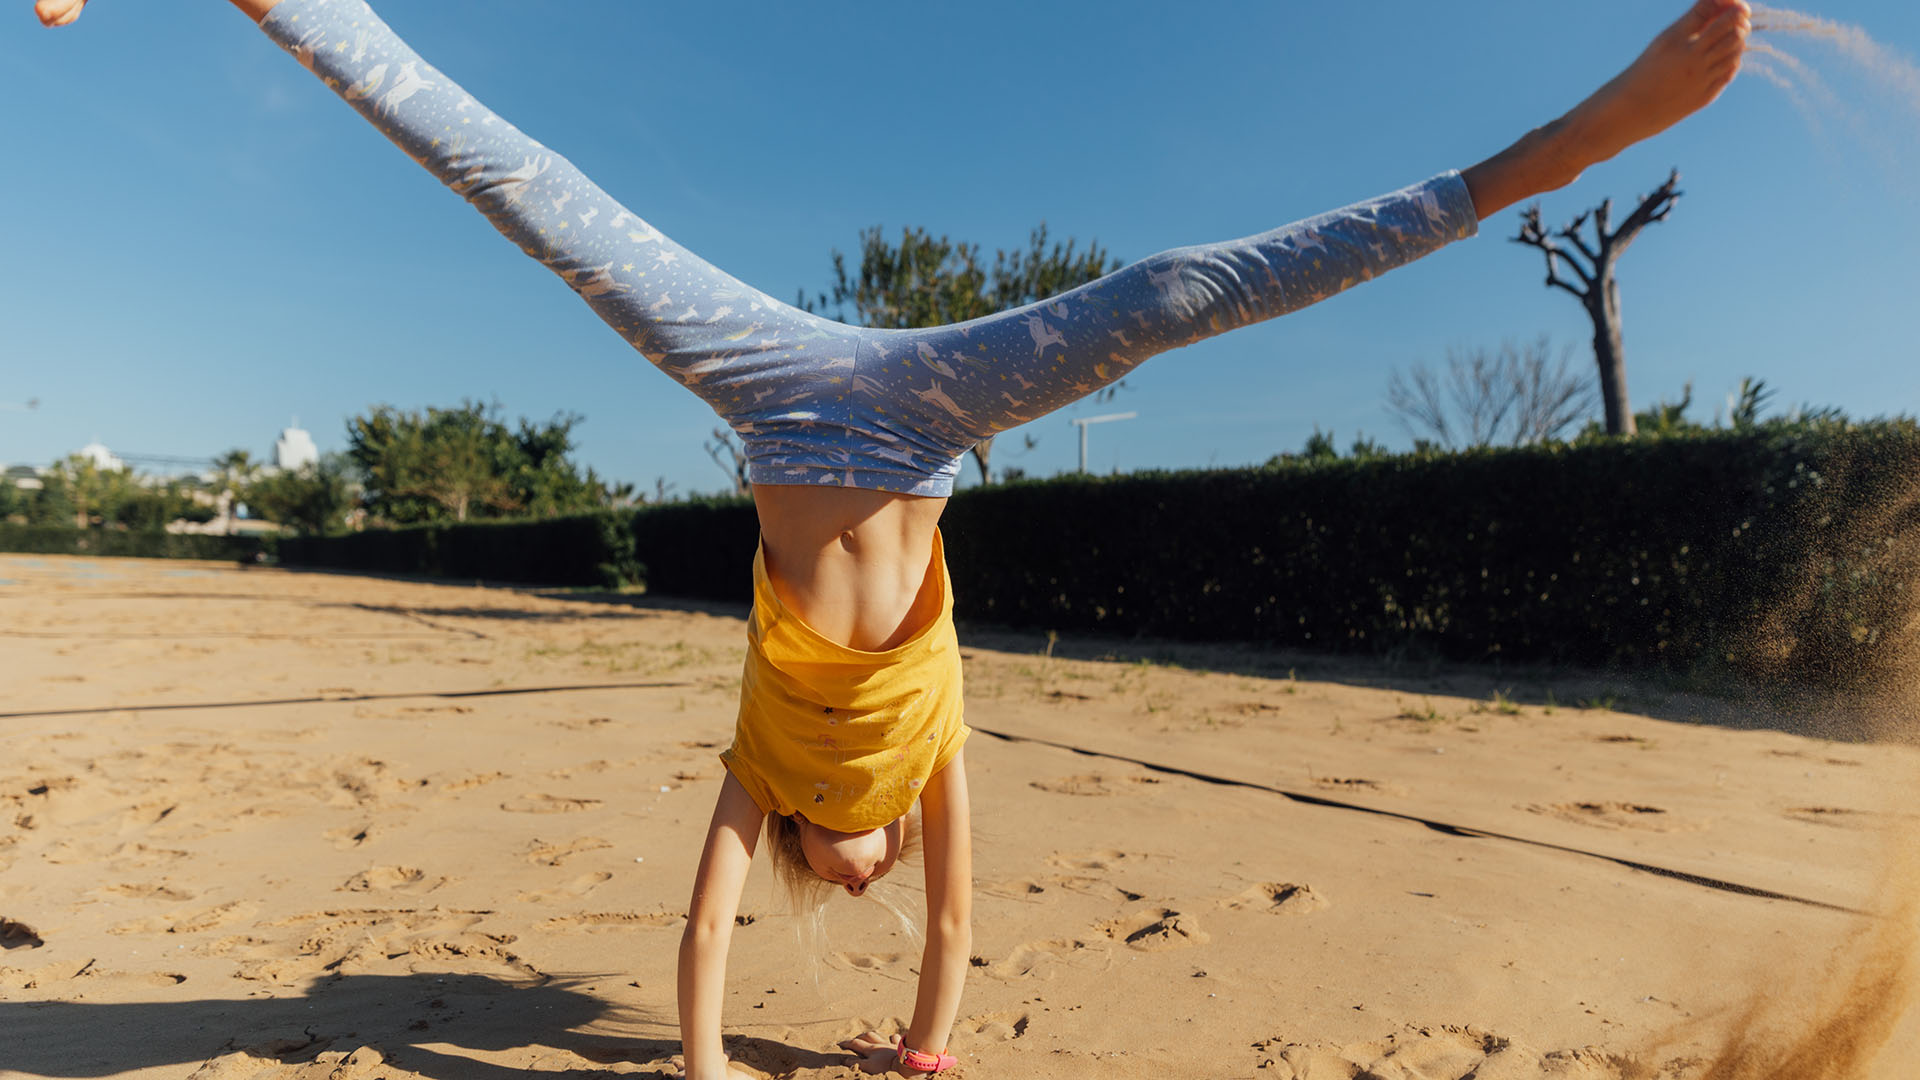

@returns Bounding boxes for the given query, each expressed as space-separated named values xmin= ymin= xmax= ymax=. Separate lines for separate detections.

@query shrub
xmin=277 ymin=511 xmax=641 ymax=587
xmin=0 ymin=525 xmax=265 ymax=562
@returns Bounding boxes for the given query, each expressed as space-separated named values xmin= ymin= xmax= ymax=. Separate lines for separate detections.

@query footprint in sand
xmin=1784 ymin=806 xmax=1886 ymax=829
xmin=73 ymin=967 xmax=189 ymax=990
xmin=93 ymin=882 xmax=199 ymax=902
xmin=978 ymin=878 xmax=1052 ymax=902
xmin=1220 ymin=882 xmax=1328 ymax=916
xmin=338 ymin=866 xmax=448 ymax=896
xmin=109 ymin=900 xmax=258 ymax=936
xmin=1254 ymin=1025 xmax=1537 ymax=1080
xmin=438 ymin=771 xmax=509 ymax=794
xmin=1044 ymin=849 xmax=1141 ymax=874
xmin=1312 ymin=776 xmax=1408 ymax=797
xmin=500 ymin=794 xmax=604 ymax=814
xmin=524 ymin=836 xmax=613 ymax=866
xmin=1029 ymin=773 xmax=1162 ymax=797
xmin=515 ymin=871 xmax=613 ymax=904
xmin=978 ymin=938 xmax=1106 ymax=979
xmin=105 ymin=843 xmax=191 ymax=870
xmin=1525 ymin=801 xmax=1695 ymax=832
xmin=1095 ymin=907 xmax=1210 ymax=952
xmin=184 ymin=1038 xmax=382 ymax=1080
xmin=538 ymin=911 xmax=682 ymax=932
xmin=324 ymin=822 xmax=376 ymax=850
xmin=979 ymin=875 xmax=1142 ymax=903
xmin=962 ymin=1011 xmax=1031 ymax=1041
xmin=117 ymin=800 xmax=180 ymax=834
xmin=402 ymin=934 xmax=542 ymax=978
xmin=2 ymin=916 xmax=46 ymax=949
xmin=545 ymin=716 xmax=616 ymax=731
xmin=199 ymin=934 xmax=273 ymax=958
xmin=234 ymin=908 xmax=534 ymax=984
xmin=829 ymin=952 xmax=916 ymax=980
xmin=3 ymin=962 xmax=187 ymax=997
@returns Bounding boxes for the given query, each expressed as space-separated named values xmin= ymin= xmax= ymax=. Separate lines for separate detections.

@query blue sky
xmin=3 ymin=1 xmax=1917 ymax=495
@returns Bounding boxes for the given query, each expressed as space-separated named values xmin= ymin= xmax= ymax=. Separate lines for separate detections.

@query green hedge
xmin=626 ymin=497 xmax=757 ymax=601
xmin=937 ymin=422 xmax=1920 ymax=687
xmin=269 ymin=423 xmax=1920 ymax=689
xmin=0 ymin=524 xmax=265 ymax=562
xmin=276 ymin=511 xmax=638 ymax=587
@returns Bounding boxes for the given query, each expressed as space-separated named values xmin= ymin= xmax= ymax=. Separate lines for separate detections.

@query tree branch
xmin=1544 ymin=269 xmax=1589 ymax=299
xmin=1608 ymin=168 xmax=1682 ymax=258
xmin=1556 ymin=213 xmax=1601 ymax=277
xmin=1513 ymin=205 xmax=1592 ymax=299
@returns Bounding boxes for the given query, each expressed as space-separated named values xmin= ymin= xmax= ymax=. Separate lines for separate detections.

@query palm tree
xmin=212 ymin=448 xmax=256 ymax=534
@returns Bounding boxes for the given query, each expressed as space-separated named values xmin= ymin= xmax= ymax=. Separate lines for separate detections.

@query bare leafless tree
xmin=1386 ymin=336 xmax=1595 ymax=449
xmin=703 ymin=426 xmax=750 ymax=497
xmin=1513 ymin=168 xmax=1682 ymax=437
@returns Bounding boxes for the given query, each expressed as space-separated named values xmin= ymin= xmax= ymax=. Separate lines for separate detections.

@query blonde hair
xmin=763 ymin=810 xmax=925 ymax=956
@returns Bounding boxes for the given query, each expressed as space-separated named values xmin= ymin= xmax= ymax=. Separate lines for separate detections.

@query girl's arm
xmin=679 ymin=773 xmax=765 ymax=1080
xmin=840 ymin=749 xmax=973 ymax=1074
xmin=908 ymin=749 xmax=973 ymax=1058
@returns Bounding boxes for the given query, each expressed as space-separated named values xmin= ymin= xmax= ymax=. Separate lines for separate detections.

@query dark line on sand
xmin=0 ymin=681 xmax=693 ymax=720
xmin=972 ymin=725 xmax=1869 ymax=916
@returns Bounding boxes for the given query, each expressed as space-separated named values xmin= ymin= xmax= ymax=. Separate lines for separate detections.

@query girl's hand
xmin=34 ymin=0 xmax=89 ymax=27
xmin=837 ymin=1031 xmax=909 ymax=1076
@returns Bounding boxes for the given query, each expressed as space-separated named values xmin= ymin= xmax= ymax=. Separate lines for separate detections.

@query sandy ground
xmin=2 ymin=553 xmax=1916 ymax=1080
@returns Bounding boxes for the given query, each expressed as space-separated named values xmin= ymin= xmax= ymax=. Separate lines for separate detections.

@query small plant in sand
xmin=1397 ymin=699 xmax=1448 ymax=725
xmin=1471 ymin=688 xmax=1523 ymax=716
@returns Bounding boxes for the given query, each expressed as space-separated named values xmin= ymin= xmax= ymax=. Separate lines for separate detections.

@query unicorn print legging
xmin=261 ymin=0 xmax=1480 ymax=497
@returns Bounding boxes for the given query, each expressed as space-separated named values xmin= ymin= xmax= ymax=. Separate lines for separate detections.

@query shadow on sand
xmin=2 ymin=971 xmax=841 ymax=1080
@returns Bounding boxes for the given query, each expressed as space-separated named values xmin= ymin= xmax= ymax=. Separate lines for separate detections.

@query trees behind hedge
xmin=800 ymin=224 xmax=1122 ymax=483
xmin=247 ymin=453 xmax=357 ymax=535
xmin=2 ymin=454 xmax=211 ymax=531
xmin=345 ymin=401 xmax=614 ymax=525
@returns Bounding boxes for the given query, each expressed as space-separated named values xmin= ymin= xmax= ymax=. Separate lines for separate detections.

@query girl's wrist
xmin=893 ymin=1039 xmax=958 ymax=1074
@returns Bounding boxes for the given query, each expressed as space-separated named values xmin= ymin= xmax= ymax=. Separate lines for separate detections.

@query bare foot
xmin=34 ymin=0 xmax=88 ymax=27
xmin=1567 ymin=0 xmax=1753 ymax=167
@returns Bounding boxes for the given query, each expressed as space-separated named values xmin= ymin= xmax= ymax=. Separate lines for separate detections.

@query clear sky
xmin=3 ymin=1 xmax=1917 ymax=495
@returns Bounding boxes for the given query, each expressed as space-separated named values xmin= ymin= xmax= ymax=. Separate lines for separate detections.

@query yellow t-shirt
xmin=720 ymin=530 xmax=969 ymax=832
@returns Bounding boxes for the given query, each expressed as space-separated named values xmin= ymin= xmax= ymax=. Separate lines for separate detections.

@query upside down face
xmin=798 ymin=816 xmax=903 ymax=897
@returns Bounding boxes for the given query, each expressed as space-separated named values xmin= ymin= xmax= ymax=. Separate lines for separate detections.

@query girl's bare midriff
xmin=751 ymin=484 xmax=948 ymax=653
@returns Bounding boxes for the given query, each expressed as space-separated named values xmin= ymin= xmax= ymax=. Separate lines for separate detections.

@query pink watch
xmin=894 ymin=1038 xmax=958 ymax=1073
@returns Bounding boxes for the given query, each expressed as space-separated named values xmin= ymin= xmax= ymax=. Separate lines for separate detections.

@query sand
xmin=2 ymin=553 xmax=1915 ymax=1079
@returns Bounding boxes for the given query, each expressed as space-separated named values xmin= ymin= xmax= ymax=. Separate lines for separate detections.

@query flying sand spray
xmin=1559 ymin=14 xmax=1920 ymax=1077
xmin=1744 ymin=6 xmax=1920 ymax=125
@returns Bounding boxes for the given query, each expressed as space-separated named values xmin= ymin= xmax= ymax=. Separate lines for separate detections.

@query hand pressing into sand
xmin=838 ymin=1031 xmax=915 ymax=1076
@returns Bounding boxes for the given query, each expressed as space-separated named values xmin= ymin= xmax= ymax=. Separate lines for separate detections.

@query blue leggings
xmin=262 ymin=0 xmax=1479 ymax=497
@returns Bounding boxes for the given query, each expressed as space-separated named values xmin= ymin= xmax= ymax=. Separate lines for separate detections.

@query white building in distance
xmin=274 ymin=425 xmax=319 ymax=471
xmin=75 ymin=441 xmax=126 ymax=471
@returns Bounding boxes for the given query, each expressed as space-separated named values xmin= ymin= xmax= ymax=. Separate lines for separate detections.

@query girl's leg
xmin=859 ymin=173 xmax=1478 ymax=448
xmin=854 ymin=0 xmax=1751 ymax=467
xmin=257 ymin=0 xmax=858 ymax=417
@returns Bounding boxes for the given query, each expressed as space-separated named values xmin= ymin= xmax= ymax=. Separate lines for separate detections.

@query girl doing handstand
xmin=35 ymin=0 xmax=1751 ymax=1074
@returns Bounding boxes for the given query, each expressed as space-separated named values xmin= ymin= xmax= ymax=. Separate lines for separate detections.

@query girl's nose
xmin=845 ymin=877 xmax=870 ymax=897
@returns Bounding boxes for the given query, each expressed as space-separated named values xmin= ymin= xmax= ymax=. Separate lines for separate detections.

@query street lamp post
xmin=1067 ymin=412 xmax=1138 ymax=474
